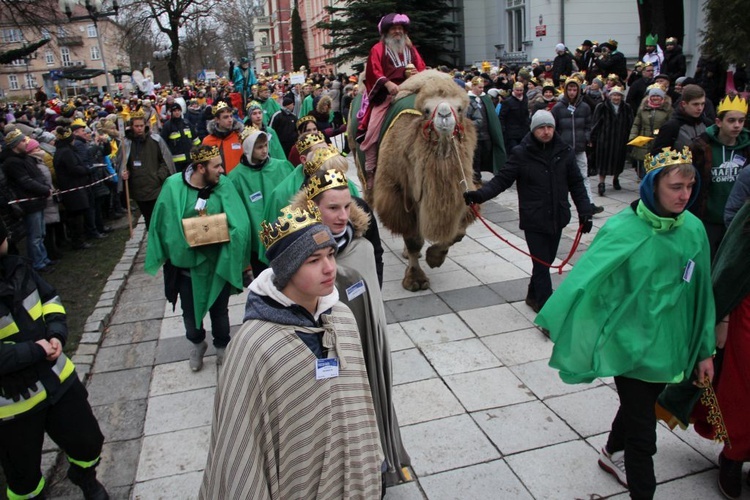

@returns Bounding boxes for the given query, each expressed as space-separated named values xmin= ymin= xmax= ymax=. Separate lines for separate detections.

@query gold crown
xmin=213 ymin=101 xmax=230 ymax=115
xmin=666 ymin=37 xmax=678 ymax=45
xmin=296 ymin=115 xmax=316 ymax=129
xmin=606 ymin=73 xmax=619 ymax=81
xmin=717 ymin=95 xmax=749 ymax=115
xmin=644 ymin=146 xmax=693 ymax=174
xmin=55 ymin=127 xmax=73 ymax=140
xmin=259 ymin=200 xmax=323 ymax=251
xmin=563 ymin=76 xmax=581 ymax=87
xmin=240 ymin=125 xmax=262 ymax=142
xmin=306 ymin=168 xmax=349 ymax=200
xmin=609 ymin=85 xmax=625 ymax=95
xmin=296 ymin=131 xmax=325 ymax=155
xmin=304 ymin=144 xmax=340 ymax=176
xmin=190 ymin=145 xmax=221 ymax=164
xmin=246 ymin=100 xmax=262 ymax=111
xmin=129 ymin=109 xmax=145 ymax=121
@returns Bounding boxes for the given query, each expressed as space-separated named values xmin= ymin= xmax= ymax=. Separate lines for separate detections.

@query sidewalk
xmin=46 ymin=163 xmax=734 ymax=499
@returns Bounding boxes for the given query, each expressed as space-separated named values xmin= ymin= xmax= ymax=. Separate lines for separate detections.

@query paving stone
xmin=458 ymin=303 xmax=534 ymax=337
xmin=149 ymin=358 xmax=218 ymax=396
xmin=102 ymin=279 xmax=124 ymax=293
xmin=392 ymin=379 xmax=464 ymax=426
xmin=391 ymin=348 xmax=437 ymax=386
xmin=383 ymin=480 xmax=425 ymax=500
xmin=436 ymin=284 xmax=504 ymax=312
xmin=445 ymin=367 xmax=535 ymax=412
xmin=76 ymin=363 xmax=91 ymax=382
xmin=80 ymin=331 xmax=103 ymax=345
xmin=118 ymin=285 xmax=165 ymax=305
xmin=228 ymin=303 xmax=244 ymax=326
xmin=473 ymin=400 xmax=577 ymax=455
xmin=382 ymin=279 xmax=433 ymax=303
xmin=383 ymin=263 xmax=406 ymax=283
xmin=665 ymin=421 xmax=723 ymax=466
xmin=87 ymin=367 xmax=152 ymax=405
xmin=144 ymin=387 xmax=215 ymax=435
xmin=453 ymin=252 xmax=528 ymax=283
xmin=110 ymin=300 xmax=168 ymax=324
xmin=154 ymin=334 xmax=231 ymax=365
xmin=420 ymin=338 xmax=501 ymax=376
xmin=132 ymin=471 xmax=203 ymax=500
xmin=399 ymin=313 xmax=475 ymax=347
xmin=72 ymin=354 xmax=94 ymax=365
xmin=419 ymin=460 xmax=533 ymax=500
xmin=443 ymin=237 xmax=487 ymax=257
xmin=400 ymin=414 xmax=500 ymax=476
xmin=509 ymin=358 xmax=601 ymax=400
xmin=101 ymin=319 xmax=162 ymax=347
xmin=96 ymin=297 xmax=115 ymax=309
xmin=505 ymin=440 xmax=627 ymax=498
xmin=159 ymin=314 xmax=185 ymax=340
xmin=387 ymin=323 xmax=415 ymax=352
xmin=76 ymin=343 xmax=98 ymax=356
xmin=607 ymin=470 xmax=725 ymax=500
xmin=86 ymin=307 xmax=111 ymax=324
xmin=385 ymin=295 xmax=451 ymax=323
xmin=94 ymin=341 xmax=157 ymax=372
xmin=97 ymin=438 xmax=141 ymax=488
xmin=135 ymin=425 xmax=210 ymax=482
xmin=100 ymin=290 xmax=118 ymax=301
xmin=486 ymin=278 xmax=529 ymax=302
xmin=91 ymin=399 xmax=148 ymax=441
xmin=481 ymin=327 xmax=554 ymax=366
xmin=84 ymin=320 xmax=104 ymax=332
xmin=426 ymin=269 xmax=481 ymax=293
xmin=545 ymin=385 xmax=621 ymax=437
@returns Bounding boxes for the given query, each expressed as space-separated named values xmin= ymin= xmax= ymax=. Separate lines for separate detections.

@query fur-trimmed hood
xmin=290 ymin=190 xmax=370 ymax=238
xmin=206 ymin=117 xmax=244 ymax=138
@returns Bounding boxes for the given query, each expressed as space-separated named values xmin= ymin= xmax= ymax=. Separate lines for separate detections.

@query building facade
xmin=252 ymin=0 xmax=293 ymax=75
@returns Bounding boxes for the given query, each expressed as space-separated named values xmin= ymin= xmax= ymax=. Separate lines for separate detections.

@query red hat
xmin=378 ymin=13 xmax=410 ymax=35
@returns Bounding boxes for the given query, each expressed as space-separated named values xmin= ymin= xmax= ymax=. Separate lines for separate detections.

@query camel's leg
xmin=402 ymin=235 xmax=429 ymax=291
xmin=401 ymin=246 xmax=422 ymax=259
xmin=425 ymin=229 xmax=467 ymax=268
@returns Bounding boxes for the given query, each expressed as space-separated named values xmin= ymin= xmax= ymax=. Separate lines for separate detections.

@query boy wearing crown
xmin=537 ymin=146 xmax=715 ymax=499
xmin=200 ymin=202 xmax=383 ymax=499
xmin=689 ymin=94 xmax=750 ymax=256
xmin=201 ymin=101 xmax=244 ymax=173
xmin=145 ymin=145 xmax=250 ymax=371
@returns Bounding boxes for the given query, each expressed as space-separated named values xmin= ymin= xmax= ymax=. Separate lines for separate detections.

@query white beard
xmin=385 ymin=35 xmax=406 ymax=55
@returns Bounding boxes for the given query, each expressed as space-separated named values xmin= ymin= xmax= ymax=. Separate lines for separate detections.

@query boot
xmin=718 ymin=452 xmax=743 ymax=499
xmin=612 ymin=177 xmax=621 ymax=190
xmin=189 ymin=340 xmax=208 ymax=372
xmin=598 ymin=182 xmax=606 ymax=196
xmin=67 ymin=463 xmax=109 ymax=500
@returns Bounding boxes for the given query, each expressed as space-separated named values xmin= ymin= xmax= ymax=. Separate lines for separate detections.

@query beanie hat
xmin=675 ymin=76 xmax=688 ymax=85
xmin=262 ymin=203 xmax=337 ymax=289
xmin=4 ymin=129 xmax=26 ymax=149
xmin=282 ymin=94 xmax=295 ymax=106
xmin=530 ymin=110 xmax=555 ymax=131
xmin=648 ymin=87 xmax=666 ymax=98
xmin=25 ymin=138 xmax=40 ymax=153
xmin=555 ymin=43 xmax=565 ymax=52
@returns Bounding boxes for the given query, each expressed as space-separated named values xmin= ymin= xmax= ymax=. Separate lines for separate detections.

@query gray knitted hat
xmin=530 ymin=110 xmax=555 ymax=131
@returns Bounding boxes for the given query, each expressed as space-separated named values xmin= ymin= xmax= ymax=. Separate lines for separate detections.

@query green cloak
xmin=537 ymin=201 xmax=715 ymax=384
xmin=259 ymin=97 xmax=282 ymax=127
xmin=266 ymin=127 xmax=286 ymax=161
xmin=145 ymin=173 xmax=251 ymax=324
xmin=300 ymin=95 xmax=314 ymax=117
xmin=479 ymin=93 xmax=507 ymax=174
xmin=228 ymin=157 xmax=295 ymax=260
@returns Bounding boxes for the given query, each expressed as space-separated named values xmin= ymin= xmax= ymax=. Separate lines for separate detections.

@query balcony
xmin=255 ymin=16 xmax=271 ymax=28
xmin=255 ymin=44 xmax=273 ymax=56
xmin=58 ymin=35 xmax=84 ymax=47
xmin=62 ymin=60 xmax=87 ymax=68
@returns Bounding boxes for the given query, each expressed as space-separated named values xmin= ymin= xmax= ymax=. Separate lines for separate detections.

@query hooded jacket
xmin=551 ymin=83 xmax=592 ymax=153
xmin=0 ymin=148 xmax=49 ymax=214
xmin=202 ymin=118 xmax=244 ymax=173
xmin=651 ymin=108 xmax=711 ymax=153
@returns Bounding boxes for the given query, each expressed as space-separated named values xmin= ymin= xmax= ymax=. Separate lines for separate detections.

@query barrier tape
xmin=8 ymin=167 xmax=116 ymax=205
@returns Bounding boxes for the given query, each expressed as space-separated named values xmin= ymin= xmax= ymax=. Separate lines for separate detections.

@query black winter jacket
xmin=551 ymin=96 xmax=592 ymax=153
xmin=53 ymin=140 xmax=90 ymax=212
xmin=0 ymin=149 xmax=49 ymax=214
xmin=474 ymin=133 xmax=593 ymax=234
xmin=499 ymin=95 xmax=530 ymax=141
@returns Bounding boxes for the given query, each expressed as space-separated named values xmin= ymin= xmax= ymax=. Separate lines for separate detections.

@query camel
xmin=350 ymin=70 xmax=477 ymax=291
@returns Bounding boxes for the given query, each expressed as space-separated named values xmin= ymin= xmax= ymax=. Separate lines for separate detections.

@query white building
xmin=462 ymin=0 xmax=706 ymax=76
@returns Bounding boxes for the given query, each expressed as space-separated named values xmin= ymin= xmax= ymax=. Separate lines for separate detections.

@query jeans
xmin=606 ymin=376 xmax=666 ymax=500
xmin=23 ymin=210 xmax=49 ymax=269
xmin=575 ymin=152 xmax=594 ymax=203
xmin=524 ymin=229 xmax=563 ymax=308
xmin=178 ymin=274 xmax=231 ymax=348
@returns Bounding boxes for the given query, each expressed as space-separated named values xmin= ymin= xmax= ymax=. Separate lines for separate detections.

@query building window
xmin=87 ymin=24 xmax=97 ymax=38
xmin=61 ymin=47 xmax=72 ymax=67
xmin=2 ymin=29 xmax=23 ymax=43
xmin=41 ymin=28 xmax=51 ymax=40
xmin=90 ymin=45 xmax=100 ymax=60
xmin=8 ymin=75 xmax=19 ymax=90
xmin=24 ymin=73 xmax=36 ymax=89
xmin=506 ymin=0 xmax=526 ymax=53
xmin=58 ymin=26 xmax=68 ymax=38
xmin=45 ymin=50 xmax=55 ymax=65
xmin=9 ymin=59 xmax=25 ymax=66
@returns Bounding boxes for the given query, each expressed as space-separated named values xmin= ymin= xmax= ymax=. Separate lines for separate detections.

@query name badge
xmin=346 ymin=280 xmax=366 ymax=301
xmin=133 ymin=160 xmax=142 ymax=168
xmin=683 ymin=259 xmax=695 ymax=283
xmin=315 ymin=358 xmax=339 ymax=380
xmin=733 ymin=155 xmax=746 ymax=165
xmin=567 ymin=105 xmax=576 ymax=113
xmin=231 ymin=143 xmax=241 ymax=150
xmin=249 ymin=191 xmax=263 ymax=202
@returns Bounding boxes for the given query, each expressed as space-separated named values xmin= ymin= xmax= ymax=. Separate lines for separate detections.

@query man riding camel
xmin=359 ymin=13 xmax=426 ymax=189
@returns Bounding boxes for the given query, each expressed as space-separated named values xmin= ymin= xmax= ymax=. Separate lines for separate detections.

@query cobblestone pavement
xmin=45 ymin=162 xmax=740 ymax=499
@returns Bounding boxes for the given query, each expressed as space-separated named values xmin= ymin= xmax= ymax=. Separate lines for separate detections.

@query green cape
xmin=538 ymin=201 xmax=715 ymax=384
xmin=266 ymin=127 xmax=286 ymax=161
xmin=145 ymin=173 xmax=251 ymax=324
xmin=259 ymin=98 xmax=282 ymax=127
xmin=300 ymin=95 xmax=314 ymax=117
xmin=228 ymin=157 xmax=295 ymax=260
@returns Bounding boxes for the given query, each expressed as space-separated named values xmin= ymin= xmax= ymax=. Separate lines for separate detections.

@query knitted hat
xmin=262 ymin=203 xmax=337 ymax=289
xmin=282 ymin=94 xmax=295 ymax=106
xmin=25 ymin=138 xmax=40 ymax=153
xmin=555 ymin=43 xmax=565 ymax=52
xmin=4 ymin=129 xmax=26 ymax=149
xmin=648 ymin=87 xmax=666 ymax=98
xmin=530 ymin=110 xmax=555 ymax=131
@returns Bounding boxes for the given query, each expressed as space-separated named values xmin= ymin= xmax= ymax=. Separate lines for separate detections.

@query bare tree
xmin=180 ymin=16 xmax=225 ymax=79
xmin=213 ymin=0 xmax=260 ymax=62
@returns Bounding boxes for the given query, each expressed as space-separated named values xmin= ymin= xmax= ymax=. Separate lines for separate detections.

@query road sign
xmin=536 ymin=25 xmax=546 ymax=37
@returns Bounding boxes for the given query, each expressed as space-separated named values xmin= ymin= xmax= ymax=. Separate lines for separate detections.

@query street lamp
xmin=58 ymin=0 xmax=119 ymax=93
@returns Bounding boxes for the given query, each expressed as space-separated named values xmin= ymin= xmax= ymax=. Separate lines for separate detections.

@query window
xmin=57 ymin=26 xmax=68 ymax=38
xmin=25 ymin=73 xmax=36 ymax=89
xmin=506 ymin=0 xmax=526 ymax=53
xmin=61 ymin=47 xmax=72 ymax=67
xmin=90 ymin=45 xmax=100 ymax=60
xmin=8 ymin=75 xmax=19 ymax=90
xmin=9 ymin=59 xmax=25 ymax=66
xmin=87 ymin=24 xmax=97 ymax=38
xmin=45 ymin=50 xmax=55 ymax=65
xmin=41 ymin=28 xmax=51 ymax=40
xmin=2 ymin=29 xmax=23 ymax=43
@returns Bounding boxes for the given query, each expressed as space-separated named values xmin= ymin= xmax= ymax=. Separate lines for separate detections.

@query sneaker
xmin=598 ymin=447 xmax=628 ymax=487
xmin=189 ymin=341 xmax=208 ymax=372
xmin=593 ymin=205 xmax=605 ymax=214
xmin=718 ymin=452 xmax=743 ymax=499
xmin=215 ymin=347 xmax=226 ymax=366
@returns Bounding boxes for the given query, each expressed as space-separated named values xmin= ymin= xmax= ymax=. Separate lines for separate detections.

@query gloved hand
xmin=0 ymin=366 xmax=40 ymax=402
xmin=579 ymin=214 xmax=593 ymax=234
xmin=464 ymin=191 xmax=483 ymax=206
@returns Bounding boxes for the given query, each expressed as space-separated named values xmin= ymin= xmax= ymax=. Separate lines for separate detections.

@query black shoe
xmin=67 ymin=464 xmax=110 ymax=500
xmin=525 ymin=295 xmax=541 ymax=313
xmin=598 ymin=182 xmax=606 ymax=196
xmin=593 ymin=205 xmax=604 ymax=214
xmin=718 ymin=453 xmax=743 ymax=499
xmin=613 ymin=178 xmax=621 ymax=190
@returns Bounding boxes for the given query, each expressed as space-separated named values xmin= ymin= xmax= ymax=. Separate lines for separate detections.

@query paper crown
xmin=190 ymin=145 xmax=221 ymax=164
xmin=240 ymin=125 xmax=262 ymax=142
xmin=129 ymin=109 xmax=145 ymax=120
xmin=296 ymin=131 xmax=325 ymax=155
xmin=717 ymin=95 xmax=749 ymax=115
xmin=259 ymin=200 xmax=323 ymax=251
xmin=609 ymin=86 xmax=625 ymax=95
xmin=304 ymin=144 xmax=340 ymax=176
xmin=666 ymin=37 xmax=678 ymax=45
xmin=296 ymin=115 xmax=316 ymax=129
xmin=644 ymin=147 xmax=693 ymax=174
xmin=213 ymin=101 xmax=230 ymax=115
xmin=246 ymin=100 xmax=262 ymax=111
xmin=606 ymin=73 xmax=619 ymax=81
xmin=306 ymin=168 xmax=349 ymax=200
xmin=564 ymin=76 xmax=581 ymax=87
xmin=55 ymin=127 xmax=73 ymax=140
xmin=645 ymin=33 xmax=658 ymax=46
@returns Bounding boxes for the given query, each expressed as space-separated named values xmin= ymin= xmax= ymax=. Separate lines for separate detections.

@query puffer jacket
xmin=551 ymin=92 xmax=592 ymax=153
xmin=202 ymin=118 xmax=244 ymax=173
xmin=0 ymin=149 xmax=49 ymax=214
xmin=629 ymin=97 xmax=673 ymax=161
